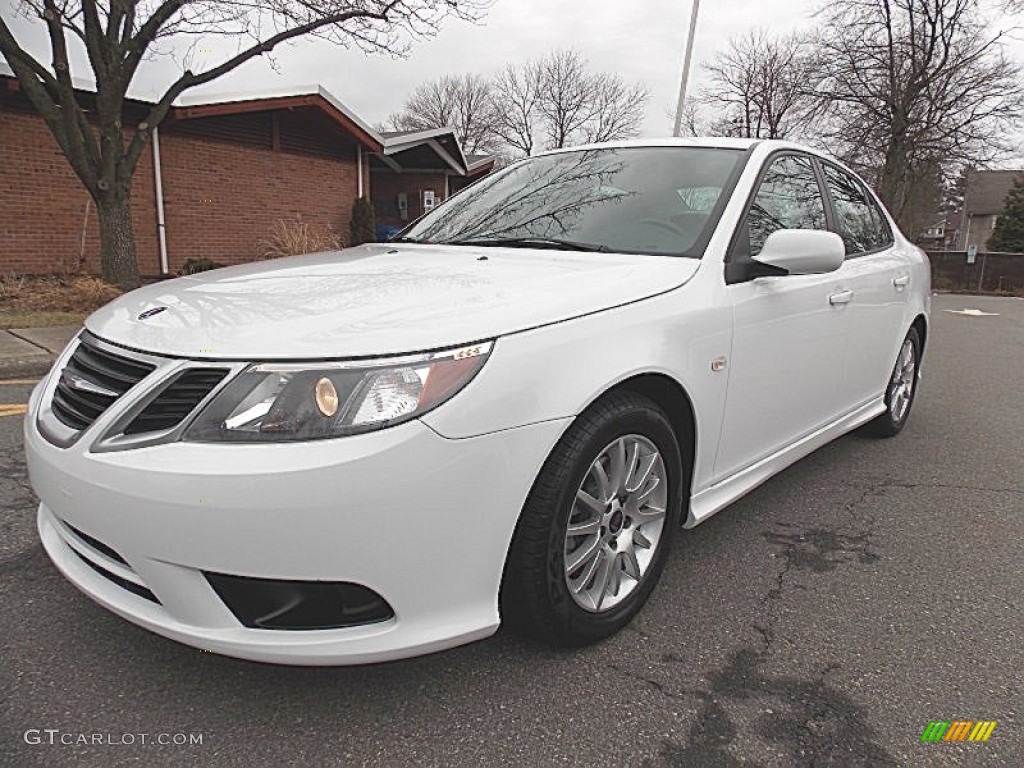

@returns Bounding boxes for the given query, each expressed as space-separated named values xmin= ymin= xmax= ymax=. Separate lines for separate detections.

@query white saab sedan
xmin=26 ymin=139 xmax=930 ymax=665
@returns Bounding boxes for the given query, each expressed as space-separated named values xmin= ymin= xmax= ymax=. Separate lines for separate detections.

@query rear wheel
xmin=501 ymin=391 xmax=684 ymax=646
xmin=867 ymin=327 xmax=921 ymax=437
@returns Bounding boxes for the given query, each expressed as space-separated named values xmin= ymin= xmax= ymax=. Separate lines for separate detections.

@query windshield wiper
xmin=444 ymin=236 xmax=609 ymax=253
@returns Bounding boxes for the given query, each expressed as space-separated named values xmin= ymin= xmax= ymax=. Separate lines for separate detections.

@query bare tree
xmin=490 ymin=61 xmax=541 ymax=157
xmin=699 ymin=30 xmax=815 ymax=140
xmin=580 ymin=72 xmax=648 ymax=144
xmin=387 ymin=73 xmax=499 ymax=155
xmin=671 ymin=100 xmax=703 ymax=137
xmin=391 ymin=49 xmax=649 ymax=160
xmin=673 ymin=99 xmax=750 ymax=139
xmin=534 ymin=50 xmax=595 ymax=149
xmin=534 ymin=50 xmax=648 ymax=150
xmin=809 ymin=0 xmax=1023 ymax=231
xmin=0 ymin=1 xmax=484 ymax=288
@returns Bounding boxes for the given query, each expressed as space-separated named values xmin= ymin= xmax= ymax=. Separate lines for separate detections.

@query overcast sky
xmin=3 ymin=0 xmax=816 ymax=135
xmin=3 ymin=0 xmax=1022 ymax=144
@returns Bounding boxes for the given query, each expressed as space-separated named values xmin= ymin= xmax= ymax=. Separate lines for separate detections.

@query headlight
xmin=184 ymin=341 xmax=492 ymax=442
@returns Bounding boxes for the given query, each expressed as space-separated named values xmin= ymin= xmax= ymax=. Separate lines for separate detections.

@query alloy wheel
xmin=563 ymin=435 xmax=668 ymax=613
xmin=889 ymin=339 xmax=917 ymax=423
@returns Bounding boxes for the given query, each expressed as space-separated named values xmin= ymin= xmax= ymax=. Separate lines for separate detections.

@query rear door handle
xmin=893 ymin=275 xmax=910 ymax=289
xmin=829 ymin=289 xmax=854 ymax=306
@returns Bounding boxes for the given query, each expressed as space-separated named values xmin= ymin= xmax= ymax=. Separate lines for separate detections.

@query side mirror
xmin=752 ymin=229 xmax=846 ymax=275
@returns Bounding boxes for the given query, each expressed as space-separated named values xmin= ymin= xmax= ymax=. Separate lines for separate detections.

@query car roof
xmin=534 ymin=137 xmax=758 ymax=155
xmin=532 ymin=137 xmax=852 ymax=176
xmin=535 ymin=137 xmax=832 ymax=158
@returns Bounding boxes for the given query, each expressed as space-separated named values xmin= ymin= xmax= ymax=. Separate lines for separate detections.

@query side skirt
xmin=685 ymin=397 xmax=886 ymax=529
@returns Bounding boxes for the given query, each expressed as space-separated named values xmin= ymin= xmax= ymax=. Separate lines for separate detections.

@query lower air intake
xmin=204 ymin=572 xmax=394 ymax=630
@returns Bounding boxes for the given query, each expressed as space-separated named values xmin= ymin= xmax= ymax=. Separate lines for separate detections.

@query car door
xmin=714 ymin=152 xmax=851 ymax=483
xmin=819 ymin=162 xmax=910 ymax=411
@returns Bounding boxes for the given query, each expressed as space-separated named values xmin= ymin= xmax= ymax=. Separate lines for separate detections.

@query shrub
xmin=178 ymin=258 xmax=226 ymax=276
xmin=349 ymin=197 xmax=376 ymax=246
xmin=0 ymin=273 xmax=27 ymax=301
xmin=67 ymin=275 xmax=122 ymax=309
xmin=0 ymin=275 xmax=120 ymax=313
xmin=259 ymin=216 xmax=343 ymax=260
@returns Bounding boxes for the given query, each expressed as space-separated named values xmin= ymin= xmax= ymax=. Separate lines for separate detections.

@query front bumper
xmin=26 ymin=380 xmax=569 ymax=665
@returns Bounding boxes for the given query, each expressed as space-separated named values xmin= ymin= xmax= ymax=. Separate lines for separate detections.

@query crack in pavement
xmin=643 ymin=480 xmax=899 ymax=765
xmin=0 ymin=446 xmax=36 ymax=527
xmin=886 ymin=481 xmax=1024 ymax=495
xmin=605 ymin=661 xmax=709 ymax=702
xmin=617 ymin=479 xmax=902 ymax=766
xmin=757 ymin=478 xmax=890 ymax=653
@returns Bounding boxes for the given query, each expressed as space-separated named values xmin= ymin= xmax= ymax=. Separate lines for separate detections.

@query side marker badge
xmin=711 ymin=357 xmax=727 ymax=372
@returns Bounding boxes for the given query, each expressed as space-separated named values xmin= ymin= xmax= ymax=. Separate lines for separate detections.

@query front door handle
xmin=829 ymin=289 xmax=854 ymax=306
xmin=893 ymin=274 xmax=910 ymax=289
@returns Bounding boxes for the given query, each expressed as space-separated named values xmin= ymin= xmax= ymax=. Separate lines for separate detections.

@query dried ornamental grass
xmin=259 ymin=216 xmax=343 ymax=260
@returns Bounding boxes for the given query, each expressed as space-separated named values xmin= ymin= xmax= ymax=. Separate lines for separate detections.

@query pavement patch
xmin=651 ymin=649 xmax=896 ymax=767
xmin=763 ymin=524 xmax=880 ymax=574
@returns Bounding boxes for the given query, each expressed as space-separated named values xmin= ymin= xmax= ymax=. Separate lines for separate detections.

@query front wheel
xmin=867 ymin=327 xmax=921 ymax=438
xmin=501 ymin=391 xmax=684 ymax=646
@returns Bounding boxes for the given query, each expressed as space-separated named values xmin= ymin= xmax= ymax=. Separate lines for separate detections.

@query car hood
xmin=85 ymin=243 xmax=700 ymax=359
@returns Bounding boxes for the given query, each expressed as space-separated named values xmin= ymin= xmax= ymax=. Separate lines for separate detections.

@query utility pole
xmin=672 ymin=0 xmax=701 ymax=137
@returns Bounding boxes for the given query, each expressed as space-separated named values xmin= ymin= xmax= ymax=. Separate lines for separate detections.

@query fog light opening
xmin=204 ymin=573 xmax=394 ymax=630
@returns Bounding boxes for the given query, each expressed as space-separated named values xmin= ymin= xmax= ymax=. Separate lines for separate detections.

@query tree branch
xmin=124 ymin=2 xmax=401 ymax=171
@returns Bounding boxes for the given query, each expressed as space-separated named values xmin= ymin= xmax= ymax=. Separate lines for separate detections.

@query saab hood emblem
xmin=137 ymin=306 xmax=168 ymax=320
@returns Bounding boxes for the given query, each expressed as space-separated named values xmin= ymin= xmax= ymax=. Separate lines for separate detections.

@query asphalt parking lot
xmin=1 ymin=292 xmax=1021 ymax=768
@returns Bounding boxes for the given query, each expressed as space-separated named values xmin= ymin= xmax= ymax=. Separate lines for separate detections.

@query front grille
xmin=125 ymin=368 xmax=228 ymax=435
xmin=52 ymin=337 xmax=155 ymax=431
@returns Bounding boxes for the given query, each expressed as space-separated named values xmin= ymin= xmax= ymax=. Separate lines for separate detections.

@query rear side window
xmin=822 ymin=165 xmax=893 ymax=256
xmin=744 ymin=155 xmax=828 ymax=257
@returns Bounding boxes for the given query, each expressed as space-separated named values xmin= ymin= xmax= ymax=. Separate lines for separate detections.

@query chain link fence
xmin=926 ymin=251 xmax=1024 ymax=295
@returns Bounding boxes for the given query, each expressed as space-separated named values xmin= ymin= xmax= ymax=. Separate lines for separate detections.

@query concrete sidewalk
xmin=0 ymin=326 xmax=79 ymax=378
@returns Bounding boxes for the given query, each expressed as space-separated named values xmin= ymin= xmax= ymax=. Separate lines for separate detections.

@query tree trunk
xmin=878 ymin=139 xmax=909 ymax=230
xmin=97 ymin=195 xmax=141 ymax=289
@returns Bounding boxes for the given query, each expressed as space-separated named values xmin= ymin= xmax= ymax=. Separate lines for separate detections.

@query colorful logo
xmin=920 ymin=721 xmax=997 ymax=742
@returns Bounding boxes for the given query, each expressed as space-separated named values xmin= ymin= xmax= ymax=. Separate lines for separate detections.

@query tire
xmin=866 ymin=326 xmax=921 ymax=438
xmin=500 ymin=390 xmax=685 ymax=646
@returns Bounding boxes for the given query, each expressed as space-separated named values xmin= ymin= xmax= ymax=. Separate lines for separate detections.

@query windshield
xmin=402 ymin=146 xmax=747 ymax=257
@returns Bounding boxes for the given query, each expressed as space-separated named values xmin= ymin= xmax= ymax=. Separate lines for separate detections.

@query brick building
xmin=0 ymin=65 xmax=494 ymax=277
xmin=452 ymin=154 xmax=500 ymax=195
xmin=370 ymin=129 xmax=495 ymax=237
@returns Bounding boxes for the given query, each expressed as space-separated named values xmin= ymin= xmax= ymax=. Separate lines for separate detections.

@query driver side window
xmin=745 ymin=155 xmax=828 ymax=257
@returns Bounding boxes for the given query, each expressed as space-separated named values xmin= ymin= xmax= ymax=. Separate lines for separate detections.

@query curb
xmin=0 ymin=325 xmax=78 ymax=381
xmin=0 ymin=354 xmax=54 ymax=379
